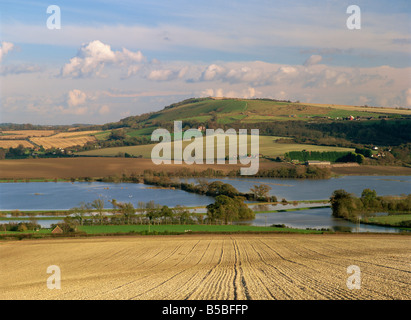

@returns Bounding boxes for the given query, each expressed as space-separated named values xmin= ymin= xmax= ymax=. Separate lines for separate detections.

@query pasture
xmin=77 ymin=224 xmax=320 ymax=234
xmin=1 ymin=234 xmax=409 ymax=300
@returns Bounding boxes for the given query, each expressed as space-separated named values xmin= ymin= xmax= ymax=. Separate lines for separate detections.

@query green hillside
xmin=114 ymin=97 xmax=410 ymax=129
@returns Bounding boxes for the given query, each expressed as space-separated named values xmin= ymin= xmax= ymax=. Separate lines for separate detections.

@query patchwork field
xmin=0 ymin=130 xmax=101 ymax=150
xmin=0 ymin=234 xmax=409 ymax=300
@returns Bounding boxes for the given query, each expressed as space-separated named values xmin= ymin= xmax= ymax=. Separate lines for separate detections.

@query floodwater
xmin=1 ymin=175 xmax=409 ymax=232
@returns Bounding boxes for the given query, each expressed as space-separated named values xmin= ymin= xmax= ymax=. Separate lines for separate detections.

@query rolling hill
xmin=111 ymin=97 xmax=411 ymax=131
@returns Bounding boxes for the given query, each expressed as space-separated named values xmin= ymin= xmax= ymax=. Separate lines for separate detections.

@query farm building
xmin=305 ymin=160 xmax=331 ymax=166
xmin=51 ymin=225 xmax=63 ymax=234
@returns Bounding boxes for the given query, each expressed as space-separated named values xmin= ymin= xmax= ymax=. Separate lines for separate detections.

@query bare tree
xmin=92 ymin=198 xmax=105 ymax=225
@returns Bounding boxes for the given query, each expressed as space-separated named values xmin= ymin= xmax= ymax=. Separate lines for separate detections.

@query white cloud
xmin=405 ymin=88 xmax=411 ymax=107
xmin=61 ymin=40 xmax=145 ymax=78
xmin=67 ymin=89 xmax=87 ymax=107
xmin=201 ymin=64 xmax=226 ymax=81
xmin=147 ymin=69 xmax=176 ymax=81
xmin=0 ymin=64 xmax=41 ymax=75
xmin=99 ymin=105 xmax=110 ymax=115
xmin=57 ymin=105 xmax=88 ymax=116
xmin=0 ymin=41 xmax=14 ymax=63
xmin=303 ymin=55 xmax=323 ymax=67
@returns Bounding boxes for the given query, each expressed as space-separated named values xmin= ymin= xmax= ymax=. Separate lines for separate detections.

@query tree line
xmin=51 ymin=179 xmax=283 ymax=231
xmin=285 ymin=150 xmax=360 ymax=163
xmin=330 ymin=189 xmax=411 ymax=222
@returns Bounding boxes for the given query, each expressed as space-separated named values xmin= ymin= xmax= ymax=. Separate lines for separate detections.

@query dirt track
xmin=1 ymin=234 xmax=409 ymax=300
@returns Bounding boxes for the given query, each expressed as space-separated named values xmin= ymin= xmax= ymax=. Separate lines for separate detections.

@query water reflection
xmin=239 ymin=207 xmax=407 ymax=233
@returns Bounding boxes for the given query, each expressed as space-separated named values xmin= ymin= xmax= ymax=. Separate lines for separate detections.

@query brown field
xmin=0 ymin=234 xmax=409 ymax=300
xmin=0 ymin=140 xmax=34 ymax=149
xmin=30 ymin=136 xmax=96 ymax=149
xmin=0 ymin=157 xmax=254 ymax=179
xmin=0 ymin=158 xmax=410 ymax=180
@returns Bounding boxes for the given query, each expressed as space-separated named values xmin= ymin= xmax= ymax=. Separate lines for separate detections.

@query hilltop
xmin=93 ymin=97 xmax=411 ymax=149
xmin=102 ymin=97 xmax=411 ymax=130
xmin=1 ymin=97 xmax=411 ymax=168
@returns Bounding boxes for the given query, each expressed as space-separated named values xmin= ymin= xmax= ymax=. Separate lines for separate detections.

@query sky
xmin=0 ymin=0 xmax=410 ymax=125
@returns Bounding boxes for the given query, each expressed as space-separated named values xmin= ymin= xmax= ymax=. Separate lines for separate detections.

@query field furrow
xmin=0 ymin=234 xmax=409 ymax=300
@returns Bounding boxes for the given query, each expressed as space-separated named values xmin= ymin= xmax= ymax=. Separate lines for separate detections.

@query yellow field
xmin=0 ymin=130 xmax=55 ymax=138
xmin=0 ymin=140 xmax=34 ymax=149
xmin=0 ymin=234 xmax=409 ymax=300
xmin=30 ymin=136 xmax=97 ymax=149
xmin=50 ymin=131 xmax=101 ymax=138
xmin=305 ymin=103 xmax=411 ymax=115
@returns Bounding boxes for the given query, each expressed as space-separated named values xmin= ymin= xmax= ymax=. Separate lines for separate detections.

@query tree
xmin=145 ymin=200 xmax=160 ymax=223
xmin=173 ymin=205 xmax=191 ymax=224
xmin=206 ymin=195 xmax=254 ymax=224
xmin=361 ymin=189 xmax=379 ymax=209
xmin=110 ymin=129 xmax=126 ymax=140
xmin=160 ymin=205 xmax=173 ymax=224
xmin=330 ymin=189 xmax=355 ymax=218
xmin=71 ymin=201 xmax=91 ymax=226
xmin=115 ymin=202 xmax=135 ymax=224
xmin=206 ymin=181 xmax=239 ymax=197
xmin=250 ymin=184 xmax=272 ymax=201
xmin=91 ymin=198 xmax=105 ymax=225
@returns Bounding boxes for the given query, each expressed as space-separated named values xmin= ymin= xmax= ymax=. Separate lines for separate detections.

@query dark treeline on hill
xmin=285 ymin=151 xmax=362 ymax=163
xmin=230 ymin=119 xmax=411 ymax=147
xmin=330 ymin=189 xmax=411 ymax=224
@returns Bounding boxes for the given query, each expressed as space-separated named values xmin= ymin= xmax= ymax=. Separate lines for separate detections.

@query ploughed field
xmin=1 ymin=234 xmax=409 ymax=300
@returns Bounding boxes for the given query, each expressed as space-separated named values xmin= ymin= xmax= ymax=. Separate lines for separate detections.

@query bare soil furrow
xmin=1 ymin=234 xmax=409 ymax=300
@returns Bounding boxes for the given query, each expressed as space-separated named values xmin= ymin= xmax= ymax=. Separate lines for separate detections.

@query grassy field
xmin=76 ymin=134 xmax=355 ymax=159
xmin=77 ymin=224 xmax=321 ymax=234
xmin=366 ymin=214 xmax=411 ymax=227
xmin=1 ymin=234 xmax=409 ymax=300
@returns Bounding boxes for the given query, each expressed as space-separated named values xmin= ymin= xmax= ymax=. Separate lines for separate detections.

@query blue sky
xmin=0 ymin=0 xmax=410 ymax=124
